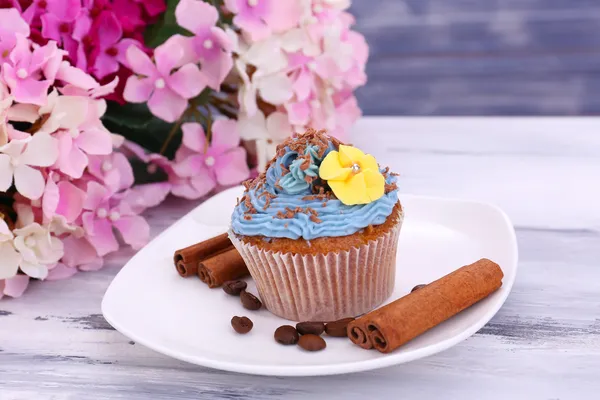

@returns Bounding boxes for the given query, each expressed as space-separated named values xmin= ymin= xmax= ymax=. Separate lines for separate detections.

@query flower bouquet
xmin=0 ymin=0 xmax=368 ymax=299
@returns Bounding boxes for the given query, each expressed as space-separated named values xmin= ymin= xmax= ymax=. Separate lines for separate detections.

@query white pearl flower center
xmin=97 ymin=208 xmax=108 ymax=218
xmin=109 ymin=211 xmax=120 ymax=221
xmin=247 ymin=0 xmax=258 ymax=6
xmin=204 ymin=156 xmax=215 ymax=167
xmin=154 ymin=78 xmax=166 ymax=89
xmin=101 ymin=161 xmax=112 ymax=172
xmin=16 ymin=68 xmax=28 ymax=79
xmin=351 ymin=163 xmax=361 ymax=173
xmin=203 ymin=39 xmax=213 ymax=49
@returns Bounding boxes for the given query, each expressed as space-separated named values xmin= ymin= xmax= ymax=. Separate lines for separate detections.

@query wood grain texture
xmin=1 ymin=117 xmax=600 ymax=399
xmin=350 ymin=0 xmax=600 ymax=115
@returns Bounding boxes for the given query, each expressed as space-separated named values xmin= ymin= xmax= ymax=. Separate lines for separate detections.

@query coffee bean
xmin=411 ymin=284 xmax=427 ymax=293
xmin=298 ymin=334 xmax=326 ymax=351
xmin=296 ymin=321 xmax=325 ymax=336
xmin=231 ymin=316 xmax=253 ymax=334
xmin=240 ymin=290 xmax=262 ymax=310
xmin=223 ymin=280 xmax=247 ymax=296
xmin=274 ymin=325 xmax=299 ymax=345
xmin=325 ymin=317 xmax=354 ymax=337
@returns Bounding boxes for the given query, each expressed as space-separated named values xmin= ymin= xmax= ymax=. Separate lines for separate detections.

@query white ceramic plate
xmin=102 ymin=187 xmax=518 ymax=376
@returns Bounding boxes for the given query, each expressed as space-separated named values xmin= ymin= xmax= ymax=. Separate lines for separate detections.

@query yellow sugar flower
xmin=319 ymin=145 xmax=385 ymax=205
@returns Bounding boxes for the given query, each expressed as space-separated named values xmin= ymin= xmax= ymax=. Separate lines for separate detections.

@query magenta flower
xmin=89 ymin=10 xmax=141 ymax=79
xmin=2 ymin=35 xmax=57 ymax=105
xmin=123 ymin=38 xmax=206 ymax=122
xmin=111 ymin=0 xmax=145 ymax=35
xmin=40 ymin=0 xmax=91 ymax=69
xmin=134 ymin=0 xmax=165 ymax=17
xmin=21 ymin=0 xmax=49 ymax=24
xmin=175 ymin=0 xmax=232 ymax=90
xmin=173 ymin=120 xmax=250 ymax=198
xmin=82 ymin=181 xmax=150 ymax=256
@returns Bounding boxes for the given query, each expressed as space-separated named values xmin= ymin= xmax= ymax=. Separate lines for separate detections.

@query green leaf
xmin=103 ymin=102 xmax=155 ymax=129
xmin=102 ymin=103 xmax=183 ymax=159
xmin=191 ymin=88 xmax=213 ymax=106
xmin=144 ymin=0 xmax=192 ymax=48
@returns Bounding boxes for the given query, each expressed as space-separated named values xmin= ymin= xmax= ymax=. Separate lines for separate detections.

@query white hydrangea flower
xmin=238 ymin=111 xmax=292 ymax=172
xmin=0 ymin=219 xmax=20 ymax=280
xmin=232 ymin=32 xmax=294 ymax=116
xmin=12 ymin=223 xmax=64 ymax=280
xmin=0 ymin=132 xmax=59 ymax=200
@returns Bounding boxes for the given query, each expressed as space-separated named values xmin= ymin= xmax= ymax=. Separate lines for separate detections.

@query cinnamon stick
xmin=173 ymin=233 xmax=233 ymax=277
xmin=348 ymin=319 xmax=373 ymax=350
xmin=197 ymin=248 xmax=249 ymax=288
xmin=348 ymin=258 xmax=503 ymax=353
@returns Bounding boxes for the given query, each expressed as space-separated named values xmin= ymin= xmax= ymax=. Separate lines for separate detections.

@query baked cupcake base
xmin=229 ymin=204 xmax=403 ymax=322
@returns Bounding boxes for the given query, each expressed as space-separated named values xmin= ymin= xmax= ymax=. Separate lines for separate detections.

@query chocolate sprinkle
xmin=385 ymin=182 xmax=398 ymax=193
xmin=309 ymin=215 xmax=322 ymax=223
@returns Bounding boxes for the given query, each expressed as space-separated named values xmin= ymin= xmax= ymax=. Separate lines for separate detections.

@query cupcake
xmin=229 ymin=129 xmax=403 ymax=321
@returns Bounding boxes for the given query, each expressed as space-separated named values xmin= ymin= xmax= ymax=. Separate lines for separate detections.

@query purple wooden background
xmin=350 ymin=0 xmax=600 ymax=115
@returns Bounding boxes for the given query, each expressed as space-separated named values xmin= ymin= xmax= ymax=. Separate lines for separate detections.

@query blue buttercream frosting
xmin=231 ymin=134 xmax=399 ymax=240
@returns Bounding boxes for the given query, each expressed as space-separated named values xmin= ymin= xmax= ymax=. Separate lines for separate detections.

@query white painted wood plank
xmin=1 ymin=117 xmax=599 ymax=399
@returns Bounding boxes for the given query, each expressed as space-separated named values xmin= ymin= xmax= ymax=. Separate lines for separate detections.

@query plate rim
xmin=102 ymin=189 xmax=518 ymax=376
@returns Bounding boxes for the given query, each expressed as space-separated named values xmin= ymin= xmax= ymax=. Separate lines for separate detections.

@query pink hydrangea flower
xmin=87 ymin=152 xmax=134 ymax=193
xmin=175 ymin=0 xmax=232 ymax=90
xmin=42 ymin=172 xmax=86 ymax=223
xmin=82 ymin=181 xmax=150 ymax=256
xmin=46 ymin=262 xmax=78 ymax=280
xmin=224 ymin=0 xmax=302 ymax=41
xmin=0 ymin=274 xmax=29 ymax=299
xmin=60 ymin=235 xmax=104 ymax=271
xmin=123 ymin=38 xmax=206 ymax=122
xmin=173 ymin=120 xmax=250 ymax=198
xmin=0 ymin=7 xmax=30 ymax=40
xmin=54 ymin=121 xmax=114 ymax=179
xmin=120 ymin=140 xmax=211 ymax=200
xmin=2 ymin=35 xmax=58 ymax=105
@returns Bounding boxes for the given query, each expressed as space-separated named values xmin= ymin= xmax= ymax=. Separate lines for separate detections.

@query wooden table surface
xmin=1 ymin=117 xmax=599 ymax=399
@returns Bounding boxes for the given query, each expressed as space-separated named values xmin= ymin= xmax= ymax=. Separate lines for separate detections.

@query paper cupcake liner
xmin=228 ymin=215 xmax=403 ymax=322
